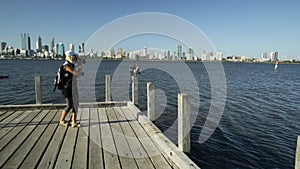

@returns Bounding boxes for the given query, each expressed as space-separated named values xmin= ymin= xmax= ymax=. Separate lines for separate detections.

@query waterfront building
xmin=21 ymin=33 xmax=31 ymax=51
xmin=143 ymin=47 xmax=147 ymax=57
xmin=54 ymin=43 xmax=59 ymax=56
xmin=42 ymin=45 xmax=49 ymax=52
xmin=69 ymin=43 xmax=74 ymax=50
xmin=261 ymin=52 xmax=268 ymax=59
xmin=177 ymin=44 xmax=182 ymax=59
xmin=129 ymin=50 xmax=141 ymax=59
xmin=270 ymin=51 xmax=278 ymax=62
xmin=20 ymin=50 xmax=27 ymax=57
xmin=216 ymin=52 xmax=223 ymax=61
xmin=50 ymin=38 xmax=55 ymax=54
xmin=173 ymin=51 xmax=176 ymax=60
xmin=207 ymin=52 xmax=214 ymax=61
xmin=21 ymin=34 xmax=25 ymax=50
xmin=0 ymin=42 xmax=7 ymax=52
xmin=186 ymin=48 xmax=194 ymax=60
xmin=103 ymin=48 xmax=115 ymax=58
xmin=201 ymin=50 xmax=207 ymax=61
xmin=110 ymin=48 xmax=115 ymax=57
xmin=36 ymin=36 xmax=42 ymax=51
xmin=82 ymin=43 xmax=85 ymax=54
xmin=162 ymin=50 xmax=167 ymax=60
xmin=260 ymin=52 xmax=269 ymax=62
xmin=201 ymin=51 xmax=213 ymax=61
xmin=117 ymin=48 xmax=125 ymax=58
xmin=167 ymin=50 xmax=171 ymax=60
xmin=78 ymin=45 xmax=82 ymax=53
xmin=226 ymin=55 xmax=246 ymax=62
xmin=57 ymin=43 xmax=65 ymax=57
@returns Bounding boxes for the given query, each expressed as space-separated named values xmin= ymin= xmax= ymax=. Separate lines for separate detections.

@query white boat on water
xmin=274 ymin=60 xmax=279 ymax=71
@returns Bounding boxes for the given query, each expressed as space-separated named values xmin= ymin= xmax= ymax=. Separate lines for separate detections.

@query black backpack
xmin=53 ymin=64 xmax=66 ymax=92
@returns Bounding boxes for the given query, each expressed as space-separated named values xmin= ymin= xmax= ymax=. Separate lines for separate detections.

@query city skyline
xmin=0 ymin=0 xmax=299 ymax=59
xmin=0 ymin=32 xmax=291 ymax=62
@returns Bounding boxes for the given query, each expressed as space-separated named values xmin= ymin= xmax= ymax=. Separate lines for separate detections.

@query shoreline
xmin=1 ymin=56 xmax=300 ymax=64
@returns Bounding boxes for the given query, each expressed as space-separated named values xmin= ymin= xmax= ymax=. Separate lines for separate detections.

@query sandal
xmin=60 ymin=121 xmax=70 ymax=127
xmin=72 ymin=122 xmax=81 ymax=128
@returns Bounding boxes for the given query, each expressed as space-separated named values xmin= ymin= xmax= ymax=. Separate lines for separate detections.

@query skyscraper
xmin=36 ymin=36 xmax=42 ymax=51
xmin=21 ymin=33 xmax=31 ymax=51
xmin=143 ymin=47 xmax=147 ymax=57
xmin=78 ymin=45 xmax=82 ymax=53
xmin=186 ymin=47 xmax=194 ymax=60
xmin=0 ymin=42 xmax=7 ymax=52
xmin=270 ymin=51 xmax=278 ymax=62
xmin=216 ymin=52 xmax=223 ymax=61
xmin=21 ymin=33 xmax=25 ymax=50
xmin=177 ymin=44 xmax=182 ymax=59
xmin=261 ymin=52 xmax=268 ymax=60
xmin=69 ymin=43 xmax=74 ymax=50
xmin=82 ymin=43 xmax=85 ymax=54
xmin=58 ymin=43 xmax=65 ymax=57
xmin=50 ymin=38 xmax=55 ymax=53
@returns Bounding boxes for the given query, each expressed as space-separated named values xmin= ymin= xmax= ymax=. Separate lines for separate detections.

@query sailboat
xmin=274 ymin=60 xmax=279 ymax=71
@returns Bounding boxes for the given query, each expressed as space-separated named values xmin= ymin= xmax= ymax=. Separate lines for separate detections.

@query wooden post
xmin=147 ymin=82 xmax=155 ymax=121
xmin=296 ymin=136 xmax=300 ymax=169
xmin=132 ymin=76 xmax=138 ymax=106
xmin=35 ymin=75 xmax=42 ymax=104
xmin=178 ymin=93 xmax=190 ymax=153
xmin=105 ymin=75 xmax=111 ymax=102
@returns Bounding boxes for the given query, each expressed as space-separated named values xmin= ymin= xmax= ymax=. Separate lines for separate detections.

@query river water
xmin=0 ymin=59 xmax=299 ymax=169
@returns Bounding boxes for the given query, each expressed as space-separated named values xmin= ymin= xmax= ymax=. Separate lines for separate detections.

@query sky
xmin=1 ymin=0 xmax=300 ymax=59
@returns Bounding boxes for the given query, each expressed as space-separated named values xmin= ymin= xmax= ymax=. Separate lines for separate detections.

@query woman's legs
xmin=60 ymin=98 xmax=73 ymax=126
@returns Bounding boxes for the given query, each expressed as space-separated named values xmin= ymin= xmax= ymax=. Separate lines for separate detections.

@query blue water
xmin=0 ymin=59 xmax=300 ymax=169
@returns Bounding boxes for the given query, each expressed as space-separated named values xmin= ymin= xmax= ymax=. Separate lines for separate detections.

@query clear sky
xmin=1 ymin=0 xmax=299 ymax=59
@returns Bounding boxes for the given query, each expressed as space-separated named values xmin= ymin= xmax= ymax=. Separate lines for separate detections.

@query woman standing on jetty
xmin=59 ymin=50 xmax=83 ymax=128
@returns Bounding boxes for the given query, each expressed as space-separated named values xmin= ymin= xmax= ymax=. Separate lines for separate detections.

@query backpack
xmin=53 ymin=64 xmax=66 ymax=92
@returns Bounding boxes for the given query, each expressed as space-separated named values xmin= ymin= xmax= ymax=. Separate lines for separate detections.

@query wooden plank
xmin=127 ymin=103 xmax=200 ymax=169
xmin=0 ymin=110 xmax=22 ymax=128
xmin=55 ymin=118 xmax=79 ymax=168
xmin=0 ymin=109 xmax=47 ymax=167
xmin=106 ymin=107 xmax=138 ymax=169
xmin=19 ymin=109 xmax=60 ymax=169
xmin=37 ymin=110 xmax=69 ymax=169
xmin=0 ymin=110 xmax=13 ymax=122
xmin=0 ymin=110 xmax=8 ymax=117
xmin=0 ymin=110 xmax=30 ymax=139
xmin=99 ymin=107 xmax=121 ymax=169
xmin=0 ymin=110 xmax=39 ymax=151
xmin=71 ymin=107 xmax=89 ymax=169
xmin=122 ymin=106 xmax=172 ymax=169
xmin=3 ymin=109 xmax=55 ymax=168
xmin=87 ymin=107 xmax=104 ymax=169
xmin=115 ymin=106 xmax=155 ymax=168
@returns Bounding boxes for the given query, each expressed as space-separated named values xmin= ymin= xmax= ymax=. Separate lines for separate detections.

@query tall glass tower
xmin=177 ymin=44 xmax=182 ymax=59
xmin=58 ymin=43 xmax=65 ymax=57
xmin=50 ymin=38 xmax=55 ymax=54
xmin=21 ymin=33 xmax=31 ymax=51
xmin=36 ymin=36 xmax=42 ymax=51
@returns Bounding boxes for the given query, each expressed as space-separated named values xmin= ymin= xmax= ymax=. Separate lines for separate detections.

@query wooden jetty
xmin=0 ymin=75 xmax=200 ymax=169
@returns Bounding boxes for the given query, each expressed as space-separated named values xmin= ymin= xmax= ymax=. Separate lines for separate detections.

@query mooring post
xmin=132 ymin=76 xmax=138 ymax=106
xmin=147 ymin=82 xmax=155 ymax=121
xmin=178 ymin=93 xmax=190 ymax=153
xmin=105 ymin=75 xmax=111 ymax=102
xmin=296 ymin=136 xmax=300 ymax=169
xmin=35 ymin=75 xmax=42 ymax=104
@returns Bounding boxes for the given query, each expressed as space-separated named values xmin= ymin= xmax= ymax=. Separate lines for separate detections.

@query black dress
xmin=63 ymin=62 xmax=75 ymax=99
